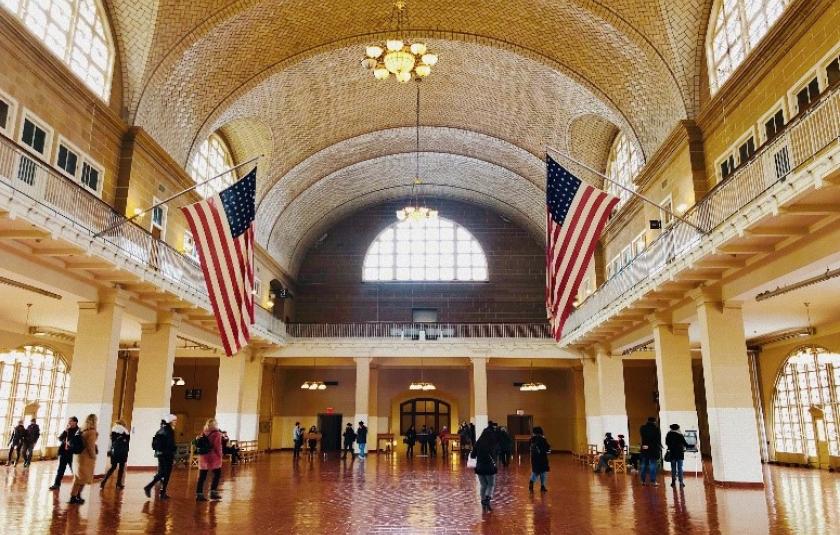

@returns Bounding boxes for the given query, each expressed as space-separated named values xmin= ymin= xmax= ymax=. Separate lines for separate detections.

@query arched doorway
xmin=399 ymin=398 xmax=451 ymax=434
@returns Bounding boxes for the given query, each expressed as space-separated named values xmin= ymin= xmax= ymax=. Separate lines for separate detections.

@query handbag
xmin=664 ymin=450 xmax=672 ymax=462
xmin=467 ymin=455 xmax=477 ymax=468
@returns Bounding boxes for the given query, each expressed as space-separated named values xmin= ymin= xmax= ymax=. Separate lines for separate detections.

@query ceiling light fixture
xmin=409 ymin=357 xmax=436 ymax=391
xmin=301 ymin=358 xmax=328 ymax=391
xmin=519 ymin=359 xmax=547 ymax=392
xmin=361 ymin=0 xmax=438 ymax=83
xmin=396 ymin=82 xmax=438 ymax=223
xmin=171 ymin=376 xmax=185 ymax=386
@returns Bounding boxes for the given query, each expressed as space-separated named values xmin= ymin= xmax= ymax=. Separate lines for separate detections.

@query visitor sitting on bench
xmin=221 ymin=431 xmax=241 ymax=464
xmin=594 ymin=432 xmax=621 ymax=473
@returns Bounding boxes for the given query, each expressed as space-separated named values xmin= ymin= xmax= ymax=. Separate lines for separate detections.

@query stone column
xmin=368 ymin=365 xmax=379 ymax=450
xmin=67 ymin=289 xmax=125 ymax=474
xmin=354 ymin=357 xmax=372 ymax=454
xmin=651 ymin=316 xmax=699 ymax=472
xmin=695 ymin=289 xmax=763 ymax=485
xmin=216 ymin=353 xmax=246 ymax=438
xmin=581 ymin=358 xmax=602 ymax=445
xmin=471 ymin=357 xmax=489 ymax=432
xmin=595 ymin=345 xmax=629 ymax=440
xmin=238 ymin=353 xmax=264 ymax=441
xmin=128 ymin=312 xmax=179 ymax=467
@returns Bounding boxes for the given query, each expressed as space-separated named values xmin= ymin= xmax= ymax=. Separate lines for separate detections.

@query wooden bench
xmin=608 ymin=456 xmax=627 ymax=474
xmin=237 ymin=440 xmax=259 ymax=463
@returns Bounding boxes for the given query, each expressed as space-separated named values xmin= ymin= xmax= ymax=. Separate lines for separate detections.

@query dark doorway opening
xmin=317 ymin=414 xmax=342 ymax=452
xmin=507 ymin=414 xmax=533 ymax=454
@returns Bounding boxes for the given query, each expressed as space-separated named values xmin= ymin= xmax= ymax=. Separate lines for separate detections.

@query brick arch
xmin=565 ymin=113 xmax=621 ymax=188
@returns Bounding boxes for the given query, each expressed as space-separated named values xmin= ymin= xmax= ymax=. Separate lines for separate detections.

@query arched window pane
xmin=363 ymin=217 xmax=488 ymax=282
xmin=772 ymin=346 xmax=840 ymax=457
xmin=2 ymin=0 xmax=114 ymax=100
xmin=187 ymin=134 xmax=236 ymax=198
xmin=708 ymin=0 xmax=791 ymax=93
xmin=0 ymin=346 xmax=70 ymax=450
xmin=605 ymin=133 xmax=641 ymax=210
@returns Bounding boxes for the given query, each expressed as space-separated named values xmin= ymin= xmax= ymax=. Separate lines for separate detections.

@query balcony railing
xmin=563 ymin=85 xmax=840 ymax=338
xmin=286 ymin=322 xmax=552 ymax=339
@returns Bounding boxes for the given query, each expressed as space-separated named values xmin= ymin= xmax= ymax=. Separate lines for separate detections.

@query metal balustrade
xmin=0 ymin=134 xmax=284 ymax=340
xmin=564 ymin=86 xmax=840 ymax=338
xmin=286 ymin=322 xmax=551 ymax=339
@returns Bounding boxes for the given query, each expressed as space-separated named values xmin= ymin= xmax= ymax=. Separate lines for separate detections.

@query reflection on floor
xmin=0 ymin=453 xmax=838 ymax=534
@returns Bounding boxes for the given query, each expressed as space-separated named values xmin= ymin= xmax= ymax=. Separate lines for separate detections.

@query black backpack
xmin=151 ymin=430 xmax=164 ymax=451
xmin=193 ymin=434 xmax=212 ymax=455
xmin=70 ymin=432 xmax=85 ymax=454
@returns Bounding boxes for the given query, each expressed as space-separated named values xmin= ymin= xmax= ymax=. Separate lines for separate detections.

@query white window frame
xmin=714 ymin=150 xmax=737 ymax=182
xmin=0 ymin=89 xmax=18 ymax=138
xmin=632 ymin=231 xmax=647 ymax=257
xmin=734 ymin=128 xmax=758 ymax=166
xmin=620 ymin=244 xmax=633 ymax=267
xmin=150 ymin=197 xmax=167 ymax=234
xmin=787 ymin=68 xmax=821 ymax=117
xmin=253 ymin=277 xmax=262 ymax=301
xmin=758 ymin=98 xmax=787 ymax=145
xmin=183 ymin=230 xmax=199 ymax=262
xmin=18 ymin=108 xmax=53 ymax=159
xmin=79 ymin=155 xmax=104 ymax=197
xmin=54 ymin=135 xmax=81 ymax=180
xmin=818 ymin=42 xmax=840 ymax=89
xmin=660 ymin=194 xmax=674 ymax=228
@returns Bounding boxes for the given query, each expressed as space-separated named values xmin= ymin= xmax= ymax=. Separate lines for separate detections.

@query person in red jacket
xmin=196 ymin=418 xmax=223 ymax=502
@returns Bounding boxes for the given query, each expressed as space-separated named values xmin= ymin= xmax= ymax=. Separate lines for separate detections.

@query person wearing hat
xmin=639 ymin=416 xmax=662 ymax=486
xmin=356 ymin=421 xmax=368 ymax=458
xmin=144 ymin=414 xmax=178 ymax=499
xmin=342 ymin=422 xmax=357 ymax=460
xmin=594 ymin=432 xmax=621 ymax=473
xmin=665 ymin=423 xmax=690 ymax=488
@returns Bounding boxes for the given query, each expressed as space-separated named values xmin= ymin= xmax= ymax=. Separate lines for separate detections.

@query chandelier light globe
xmin=415 ymin=64 xmax=431 ymax=78
xmin=373 ymin=66 xmax=390 ymax=80
xmin=308 ymin=383 xmax=319 ymax=390
xmin=395 ymin=70 xmax=413 ymax=83
xmin=366 ymin=45 xmax=384 ymax=58
xmin=396 ymin=209 xmax=407 ymax=221
xmin=421 ymin=53 xmax=438 ymax=66
xmin=386 ymin=39 xmax=404 ymax=52
xmin=422 ymin=383 xmax=436 ymax=391
xmin=385 ymin=50 xmax=415 ymax=74
xmin=538 ymin=383 xmax=547 ymax=390
xmin=317 ymin=383 xmax=327 ymax=390
xmin=300 ymin=381 xmax=310 ymax=390
xmin=361 ymin=57 xmax=378 ymax=70
xmin=410 ymin=42 xmax=427 ymax=55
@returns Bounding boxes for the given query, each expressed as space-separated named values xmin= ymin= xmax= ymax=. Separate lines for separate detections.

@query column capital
xmin=647 ymin=311 xmax=672 ymax=327
xmin=354 ymin=356 xmax=373 ymax=366
xmin=690 ymin=286 xmax=743 ymax=310
xmin=98 ymin=287 xmax=129 ymax=308
xmin=141 ymin=311 xmax=182 ymax=334
xmin=593 ymin=342 xmax=611 ymax=357
xmin=469 ymin=356 xmax=487 ymax=365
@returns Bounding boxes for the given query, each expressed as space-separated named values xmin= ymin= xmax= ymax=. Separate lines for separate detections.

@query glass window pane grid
xmin=188 ymin=135 xmax=235 ymax=198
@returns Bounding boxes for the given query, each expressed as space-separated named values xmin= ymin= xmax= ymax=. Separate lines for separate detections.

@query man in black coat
xmin=342 ymin=423 xmax=356 ymax=459
xmin=23 ymin=418 xmax=40 ymax=467
xmin=144 ymin=414 xmax=178 ymax=499
xmin=48 ymin=416 xmax=79 ymax=490
xmin=7 ymin=420 xmax=27 ymax=466
xmin=639 ymin=417 xmax=662 ymax=486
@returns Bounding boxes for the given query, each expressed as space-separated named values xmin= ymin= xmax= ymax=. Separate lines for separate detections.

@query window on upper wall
xmin=187 ymin=134 xmax=236 ymax=198
xmin=793 ymin=76 xmax=820 ymax=116
xmin=150 ymin=197 xmax=167 ymax=238
xmin=1 ymin=0 xmax=115 ymax=101
xmin=183 ymin=230 xmax=198 ymax=262
xmin=0 ymin=91 xmax=16 ymax=136
xmin=737 ymin=134 xmax=756 ymax=164
xmin=827 ymin=53 xmax=840 ymax=87
xmin=718 ymin=152 xmax=736 ymax=180
xmin=604 ymin=133 xmax=642 ymax=210
xmin=55 ymin=139 xmax=79 ymax=179
xmin=363 ymin=217 xmax=488 ymax=282
xmin=80 ymin=159 xmax=101 ymax=195
xmin=762 ymin=107 xmax=786 ymax=143
xmin=707 ymin=0 xmax=790 ymax=93
xmin=632 ymin=232 xmax=646 ymax=257
xmin=20 ymin=112 xmax=50 ymax=157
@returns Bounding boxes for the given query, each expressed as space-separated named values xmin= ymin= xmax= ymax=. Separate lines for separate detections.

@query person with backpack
xmin=528 ymin=426 xmax=551 ymax=492
xmin=594 ymin=432 xmax=621 ymax=473
xmin=498 ymin=426 xmax=513 ymax=467
xmin=342 ymin=422 xmax=356 ymax=460
xmin=292 ymin=422 xmax=304 ymax=460
xmin=23 ymin=418 xmax=40 ymax=467
xmin=68 ymin=414 xmax=98 ymax=504
xmin=195 ymin=418 xmax=223 ymax=501
xmin=7 ymin=420 xmax=27 ymax=466
xmin=48 ymin=416 xmax=78 ymax=490
xmin=144 ymin=414 xmax=178 ymax=499
xmin=470 ymin=426 xmax=498 ymax=513
xmin=640 ymin=416 xmax=663 ymax=487
xmin=356 ymin=421 xmax=368 ymax=459
xmin=100 ymin=419 xmax=130 ymax=490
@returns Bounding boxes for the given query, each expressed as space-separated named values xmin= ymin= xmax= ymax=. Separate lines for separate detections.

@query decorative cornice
xmin=696 ymin=0 xmax=832 ymax=133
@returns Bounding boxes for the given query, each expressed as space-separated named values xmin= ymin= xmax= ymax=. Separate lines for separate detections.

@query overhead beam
xmin=695 ymin=257 xmax=745 ymax=269
xmin=32 ymin=246 xmax=83 ymax=256
xmin=65 ymin=261 xmax=114 ymax=270
xmin=0 ymin=229 xmax=50 ymax=239
xmin=780 ymin=203 xmax=840 ymax=215
xmin=716 ymin=244 xmax=775 ymax=255
xmin=746 ymin=227 xmax=808 ymax=237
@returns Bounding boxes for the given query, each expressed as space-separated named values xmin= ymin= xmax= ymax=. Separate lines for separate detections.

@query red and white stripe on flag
xmin=182 ymin=193 xmax=255 ymax=356
xmin=545 ymin=158 xmax=619 ymax=342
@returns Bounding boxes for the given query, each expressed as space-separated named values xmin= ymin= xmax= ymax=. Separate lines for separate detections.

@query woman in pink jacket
xmin=196 ymin=418 xmax=223 ymax=501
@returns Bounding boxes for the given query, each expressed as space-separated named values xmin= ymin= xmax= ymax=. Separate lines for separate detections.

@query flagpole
xmin=93 ymin=155 xmax=263 ymax=238
xmin=545 ymin=146 xmax=706 ymax=234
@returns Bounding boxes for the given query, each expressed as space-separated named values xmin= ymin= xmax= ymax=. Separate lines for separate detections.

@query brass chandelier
xmin=300 ymin=358 xmax=328 ymax=390
xmin=361 ymin=0 xmax=438 ymax=83
xmin=409 ymin=357 xmax=436 ymax=391
xmin=396 ymin=82 xmax=438 ymax=222
xmin=520 ymin=360 xmax=547 ymax=392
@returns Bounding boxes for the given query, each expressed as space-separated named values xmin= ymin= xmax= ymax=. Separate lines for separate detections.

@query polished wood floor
xmin=0 ymin=452 xmax=838 ymax=534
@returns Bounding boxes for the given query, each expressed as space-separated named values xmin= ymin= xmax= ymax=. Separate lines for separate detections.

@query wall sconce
xmin=171 ymin=376 xmax=185 ymax=386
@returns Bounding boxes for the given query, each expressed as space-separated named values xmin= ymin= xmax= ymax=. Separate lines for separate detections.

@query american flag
xmin=545 ymin=156 xmax=619 ymax=341
xmin=182 ymin=169 xmax=256 ymax=356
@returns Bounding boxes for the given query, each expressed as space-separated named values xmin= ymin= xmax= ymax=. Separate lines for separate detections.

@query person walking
xmin=23 ymin=418 xmax=40 ymax=467
xmin=49 ymin=416 xmax=79 ymax=490
xmin=100 ymin=419 xmax=130 ymax=490
xmin=439 ymin=426 xmax=449 ymax=457
xmin=356 ymin=421 xmax=368 ymax=459
xmin=342 ymin=423 xmax=356 ymax=460
xmin=292 ymin=422 xmax=304 ymax=460
xmin=144 ymin=414 xmax=178 ymax=500
xmin=307 ymin=425 xmax=319 ymax=460
xmin=428 ymin=426 xmax=437 ymax=457
xmin=639 ymin=417 xmax=662 ymax=487
xmin=498 ymin=426 xmax=513 ymax=467
xmin=528 ymin=426 xmax=551 ymax=492
xmin=471 ymin=427 xmax=498 ymax=513
xmin=419 ymin=425 xmax=429 ymax=455
xmin=665 ymin=424 xmax=690 ymax=488
xmin=459 ymin=423 xmax=471 ymax=458
xmin=7 ymin=420 xmax=26 ymax=466
xmin=196 ymin=418 xmax=223 ymax=502
xmin=69 ymin=414 xmax=98 ymax=504
xmin=469 ymin=423 xmax=477 ymax=449
xmin=405 ymin=425 xmax=417 ymax=457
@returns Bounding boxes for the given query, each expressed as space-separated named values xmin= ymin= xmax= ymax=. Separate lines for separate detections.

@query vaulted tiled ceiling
xmin=105 ymin=0 xmax=713 ymax=275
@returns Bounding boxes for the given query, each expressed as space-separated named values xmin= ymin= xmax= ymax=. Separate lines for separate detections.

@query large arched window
xmin=772 ymin=346 xmax=840 ymax=457
xmin=0 ymin=345 xmax=69 ymax=449
xmin=400 ymin=398 xmax=450 ymax=435
xmin=363 ymin=217 xmax=488 ymax=282
xmin=707 ymin=0 xmax=790 ymax=93
xmin=2 ymin=0 xmax=115 ymax=100
xmin=605 ymin=133 xmax=641 ymax=210
xmin=187 ymin=134 xmax=236 ymax=198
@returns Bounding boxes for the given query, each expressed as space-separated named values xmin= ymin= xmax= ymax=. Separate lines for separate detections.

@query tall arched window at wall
xmin=187 ymin=134 xmax=236 ymax=198
xmin=772 ymin=346 xmax=840 ymax=457
xmin=1 ymin=0 xmax=115 ymax=100
xmin=363 ymin=217 xmax=488 ymax=282
xmin=605 ymin=132 xmax=641 ymax=210
xmin=0 ymin=345 xmax=69 ymax=448
xmin=707 ymin=0 xmax=791 ymax=93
